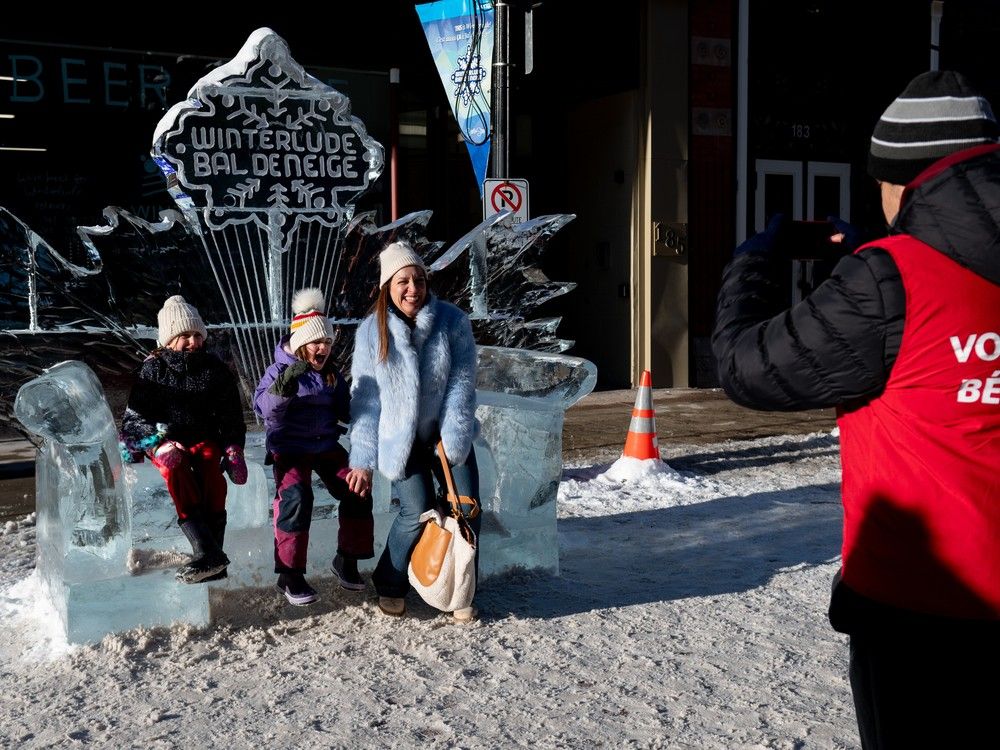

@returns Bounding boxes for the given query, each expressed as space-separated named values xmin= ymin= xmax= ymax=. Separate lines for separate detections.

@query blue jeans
xmin=372 ymin=442 xmax=481 ymax=599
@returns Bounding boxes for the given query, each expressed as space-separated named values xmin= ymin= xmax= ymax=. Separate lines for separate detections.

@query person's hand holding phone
xmin=777 ymin=220 xmax=836 ymax=260
xmin=826 ymin=216 xmax=863 ymax=252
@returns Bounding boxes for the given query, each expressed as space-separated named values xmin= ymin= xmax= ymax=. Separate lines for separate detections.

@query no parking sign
xmin=483 ymin=178 xmax=529 ymax=223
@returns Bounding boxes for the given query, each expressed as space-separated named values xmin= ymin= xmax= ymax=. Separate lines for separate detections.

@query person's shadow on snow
xmin=670 ymin=433 xmax=839 ymax=474
xmin=481 ymin=481 xmax=842 ymax=619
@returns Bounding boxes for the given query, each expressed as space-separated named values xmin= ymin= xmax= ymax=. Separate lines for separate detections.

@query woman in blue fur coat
xmin=345 ymin=240 xmax=481 ymax=621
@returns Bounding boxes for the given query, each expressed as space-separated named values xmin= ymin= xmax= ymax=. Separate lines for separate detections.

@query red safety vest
xmin=837 ymin=235 xmax=1000 ymax=619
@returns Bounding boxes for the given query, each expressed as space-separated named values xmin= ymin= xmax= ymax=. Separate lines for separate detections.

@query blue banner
xmin=415 ymin=0 xmax=494 ymax=197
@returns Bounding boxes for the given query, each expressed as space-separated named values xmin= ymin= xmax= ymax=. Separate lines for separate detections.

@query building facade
xmin=2 ymin=2 xmax=994 ymax=388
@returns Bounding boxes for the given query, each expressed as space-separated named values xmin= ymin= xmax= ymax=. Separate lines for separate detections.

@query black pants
xmin=849 ymin=628 xmax=1000 ymax=749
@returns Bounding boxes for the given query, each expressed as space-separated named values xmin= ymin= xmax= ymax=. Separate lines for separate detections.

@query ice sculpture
xmin=13 ymin=361 xmax=183 ymax=640
xmin=14 ymin=361 xmax=267 ymax=643
xmin=473 ymin=347 xmax=597 ymax=574
xmin=15 ymin=348 xmax=592 ymax=642
xmin=14 ymin=361 xmax=128 ymax=557
xmin=151 ymin=26 xmax=384 ymax=387
xmin=430 ymin=212 xmax=579 ymax=352
xmin=7 ymin=27 xmax=597 ymax=643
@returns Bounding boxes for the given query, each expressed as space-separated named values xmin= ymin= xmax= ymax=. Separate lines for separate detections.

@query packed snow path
xmin=0 ymin=431 xmax=858 ymax=749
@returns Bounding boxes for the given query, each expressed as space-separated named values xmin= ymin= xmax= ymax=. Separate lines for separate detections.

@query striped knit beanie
xmin=288 ymin=287 xmax=334 ymax=352
xmin=869 ymin=70 xmax=999 ymax=185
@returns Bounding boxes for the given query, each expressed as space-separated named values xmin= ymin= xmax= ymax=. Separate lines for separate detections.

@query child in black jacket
xmin=121 ymin=295 xmax=247 ymax=583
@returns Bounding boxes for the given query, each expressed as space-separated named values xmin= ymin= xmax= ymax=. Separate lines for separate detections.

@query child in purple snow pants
xmin=270 ymin=450 xmax=372 ymax=573
xmin=254 ymin=287 xmax=373 ymax=606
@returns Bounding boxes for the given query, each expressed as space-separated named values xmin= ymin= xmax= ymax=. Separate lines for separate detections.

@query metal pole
xmin=736 ymin=0 xmax=749 ymax=243
xmin=389 ymin=67 xmax=400 ymax=220
xmin=492 ymin=0 xmax=510 ymax=180
xmin=930 ymin=1 xmax=943 ymax=71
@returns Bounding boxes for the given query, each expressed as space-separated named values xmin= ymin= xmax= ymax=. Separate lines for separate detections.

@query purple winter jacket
xmin=253 ymin=335 xmax=350 ymax=455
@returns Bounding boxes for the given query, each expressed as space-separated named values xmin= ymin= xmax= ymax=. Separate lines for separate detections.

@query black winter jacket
xmin=712 ymin=147 xmax=1000 ymax=412
xmin=121 ymin=348 xmax=246 ymax=452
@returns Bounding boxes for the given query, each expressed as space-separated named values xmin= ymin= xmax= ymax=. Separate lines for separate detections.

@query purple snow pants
xmin=271 ymin=447 xmax=374 ymax=574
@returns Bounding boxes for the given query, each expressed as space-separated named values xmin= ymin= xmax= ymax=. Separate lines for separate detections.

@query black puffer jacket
xmin=121 ymin=348 xmax=246 ymax=451
xmin=712 ymin=146 xmax=1000 ymax=411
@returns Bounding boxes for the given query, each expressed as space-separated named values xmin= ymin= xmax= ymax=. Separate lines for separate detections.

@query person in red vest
xmin=712 ymin=70 xmax=1000 ymax=749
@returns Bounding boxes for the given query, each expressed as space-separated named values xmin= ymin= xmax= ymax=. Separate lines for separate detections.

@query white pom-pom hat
xmin=157 ymin=295 xmax=207 ymax=347
xmin=289 ymin=287 xmax=334 ymax=352
xmin=379 ymin=240 xmax=426 ymax=288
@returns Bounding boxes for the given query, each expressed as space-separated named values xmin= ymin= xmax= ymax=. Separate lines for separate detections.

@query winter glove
xmin=221 ymin=445 xmax=248 ymax=485
xmin=119 ymin=440 xmax=145 ymax=464
xmin=734 ymin=213 xmax=786 ymax=257
xmin=124 ymin=422 xmax=167 ymax=464
xmin=152 ymin=441 xmax=185 ymax=469
xmin=267 ymin=360 xmax=311 ymax=397
xmin=826 ymin=216 xmax=864 ymax=253
xmin=119 ymin=430 xmax=148 ymax=465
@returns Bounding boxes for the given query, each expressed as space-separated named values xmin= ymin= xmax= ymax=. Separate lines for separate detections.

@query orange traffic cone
xmin=622 ymin=370 xmax=661 ymax=460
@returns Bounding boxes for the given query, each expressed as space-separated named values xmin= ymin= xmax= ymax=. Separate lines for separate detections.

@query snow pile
xmin=600 ymin=454 xmax=680 ymax=482
xmin=0 ymin=512 xmax=36 ymax=588
xmin=559 ymin=454 xmax=724 ymax=518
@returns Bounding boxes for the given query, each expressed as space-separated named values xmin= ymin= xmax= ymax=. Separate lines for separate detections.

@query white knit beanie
xmin=379 ymin=241 xmax=426 ymax=287
xmin=157 ymin=295 xmax=208 ymax=347
xmin=288 ymin=287 xmax=335 ymax=352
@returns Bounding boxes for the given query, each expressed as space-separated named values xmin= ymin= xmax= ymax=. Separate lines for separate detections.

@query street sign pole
xmin=491 ymin=0 xmax=510 ymax=181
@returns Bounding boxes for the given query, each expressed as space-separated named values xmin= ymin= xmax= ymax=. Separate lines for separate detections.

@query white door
xmin=754 ymin=159 xmax=851 ymax=303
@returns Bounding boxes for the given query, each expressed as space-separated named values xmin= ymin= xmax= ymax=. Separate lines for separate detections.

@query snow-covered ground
xmin=0 ymin=431 xmax=858 ymax=749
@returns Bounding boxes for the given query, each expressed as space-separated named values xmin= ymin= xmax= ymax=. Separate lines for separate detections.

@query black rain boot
xmin=176 ymin=515 xmax=229 ymax=584
xmin=200 ymin=511 xmax=229 ymax=582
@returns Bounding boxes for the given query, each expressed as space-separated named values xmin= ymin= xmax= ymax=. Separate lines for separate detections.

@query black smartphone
xmin=777 ymin=220 xmax=835 ymax=260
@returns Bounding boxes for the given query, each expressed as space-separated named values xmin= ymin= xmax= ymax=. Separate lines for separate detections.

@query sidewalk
xmin=0 ymin=440 xmax=35 ymax=468
xmin=562 ymin=387 xmax=836 ymax=463
xmin=0 ymin=388 xmax=837 ymax=520
xmin=0 ymin=438 xmax=35 ymax=521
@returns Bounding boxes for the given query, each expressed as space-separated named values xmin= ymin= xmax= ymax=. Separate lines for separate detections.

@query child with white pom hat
xmin=253 ymin=287 xmax=374 ymax=606
xmin=121 ymin=295 xmax=247 ymax=585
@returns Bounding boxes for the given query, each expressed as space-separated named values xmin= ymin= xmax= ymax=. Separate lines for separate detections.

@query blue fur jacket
xmin=349 ymin=296 xmax=479 ymax=480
